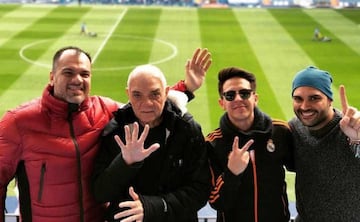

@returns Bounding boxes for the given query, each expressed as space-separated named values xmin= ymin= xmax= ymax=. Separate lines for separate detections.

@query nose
xmin=142 ymin=97 xmax=154 ymax=106
xmin=71 ymin=73 xmax=83 ymax=83
xmin=234 ymin=93 xmax=245 ymax=101
xmin=299 ymin=100 xmax=311 ymax=110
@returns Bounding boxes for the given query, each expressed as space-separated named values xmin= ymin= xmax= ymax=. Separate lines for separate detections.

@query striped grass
xmin=1 ymin=5 xmax=360 ymax=202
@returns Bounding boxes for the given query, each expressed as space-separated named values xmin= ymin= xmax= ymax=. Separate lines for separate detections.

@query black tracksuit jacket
xmin=207 ymin=107 xmax=294 ymax=222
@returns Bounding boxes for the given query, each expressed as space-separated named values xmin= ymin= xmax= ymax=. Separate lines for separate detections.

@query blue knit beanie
xmin=292 ymin=66 xmax=333 ymax=100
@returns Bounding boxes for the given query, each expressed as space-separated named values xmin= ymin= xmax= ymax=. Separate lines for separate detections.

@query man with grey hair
xmin=0 ymin=46 xmax=212 ymax=222
xmin=92 ymin=64 xmax=210 ymax=222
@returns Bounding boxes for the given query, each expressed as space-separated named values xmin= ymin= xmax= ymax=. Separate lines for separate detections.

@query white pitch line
xmin=92 ymin=7 xmax=128 ymax=64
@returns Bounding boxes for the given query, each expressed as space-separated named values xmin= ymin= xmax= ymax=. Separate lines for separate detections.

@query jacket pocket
xmin=37 ymin=162 xmax=46 ymax=202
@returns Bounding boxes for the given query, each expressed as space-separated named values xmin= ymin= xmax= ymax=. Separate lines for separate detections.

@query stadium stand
xmin=0 ymin=0 xmax=359 ymax=7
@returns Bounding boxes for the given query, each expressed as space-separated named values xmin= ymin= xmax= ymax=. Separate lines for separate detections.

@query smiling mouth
xmin=68 ymin=87 xmax=83 ymax=90
xmin=141 ymin=111 xmax=154 ymax=114
xmin=68 ymin=86 xmax=84 ymax=93
xmin=300 ymin=110 xmax=316 ymax=119
xmin=233 ymin=105 xmax=247 ymax=110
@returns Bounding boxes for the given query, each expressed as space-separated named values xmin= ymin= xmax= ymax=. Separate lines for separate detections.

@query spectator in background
xmin=290 ymin=66 xmax=360 ymax=222
xmin=206 ymin=67 xmax=294 ymax=222
xmin=92 ymin=64 xmax=210 ymax=222
xmin=0 ymin=46 xmax=212 ymax=222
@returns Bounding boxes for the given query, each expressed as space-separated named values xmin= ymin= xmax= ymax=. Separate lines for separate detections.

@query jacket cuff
xmin=171 ymin=80 xmax=195 ymax=102
xmin=139 ymin=195 xmax=166 ymax=222
xmin=224 ymin=169 xmax=243 ymax=187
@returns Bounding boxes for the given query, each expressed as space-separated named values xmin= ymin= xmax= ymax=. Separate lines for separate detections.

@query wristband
xmin=172 ymin=80 xmax=187 ymax=92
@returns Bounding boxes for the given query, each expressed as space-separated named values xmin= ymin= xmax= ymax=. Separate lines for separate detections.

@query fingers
xmin=197 ymin=48 xmax=208 ymax=63
xmin=339 ymin=85 xmax=349 ymax=115
xmin=345 ymin=107 xmax=360 ymax=129
xmin=116 ymin=122 xmax=160 ymax=165
xmin=119 ymin=215 xmax=142 ymax=222
xmin=115 ymin=202 xmax=143 ymax=221
xmin=199 ymin=49 xmax=211 ymax=69
xmin=124 ymin=125 xmax=131 ymax=144
xmin=228 ymin=137 xmax=253 ymax=176
xmin=128 ymin=186 xmax=139 ymax=201
xmin=116 ymin=122 xmax=142 ymax=150
xmin=131 ymin=122 xmax=139 ymax=142
xmin=232 ymin=136 xmax=239 ymax=152
xmin=138 ymin=124 xmax=160 ymax=158
xmin=192 ymin=48 xmax=211 ymax=68
xmin=117 ymin=192 xmax=144 ymax=221
xmin=143 ymin=143 xmax=160 ymax=158
xmin=121 ymin=122 xmax=147 ymax=146
xmin=138 ymin=124 xmax=149 ymax=144
xmin=243 ymin=139 xmax=254 ymax=151
xmin=198 ymin=48 xmax=212 ymax=70
xmin=114 ymin=135 xmax=125 ymax=150
xmin=339 ymin=85 xmax=360 ymax=129
xmin=191 ymin=48 xmax=201 ymax=62
xmin=232 ymin=136 xmax=254 ymax=153
xmin=203 ymin=58 xmax=212 ymax=72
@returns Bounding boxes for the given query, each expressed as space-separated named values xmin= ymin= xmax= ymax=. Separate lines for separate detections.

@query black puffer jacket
xmin=92 ymin=100 xmax=210 ymax=222
xmin=207 ymin=107 xmax=294 ymax=222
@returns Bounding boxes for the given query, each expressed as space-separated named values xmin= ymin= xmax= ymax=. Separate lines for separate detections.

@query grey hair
xmin=127 ymin=64 xmax=167 ymax=88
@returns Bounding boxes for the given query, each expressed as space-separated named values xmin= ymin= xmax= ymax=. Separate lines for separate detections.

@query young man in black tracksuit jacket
xmin=206 ymin=67 xmax=294 ymax=222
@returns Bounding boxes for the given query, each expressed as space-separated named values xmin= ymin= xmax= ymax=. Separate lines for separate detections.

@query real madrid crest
xmin=266 ymin=139 xmax=275 ymax=152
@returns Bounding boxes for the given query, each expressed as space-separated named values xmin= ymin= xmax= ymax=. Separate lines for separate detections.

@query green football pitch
xmin=1 ymin=4 xmax=360 ymax=202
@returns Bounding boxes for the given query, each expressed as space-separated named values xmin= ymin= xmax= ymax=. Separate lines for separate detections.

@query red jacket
xmin=0 ymin=85 xmax=119 ymax=222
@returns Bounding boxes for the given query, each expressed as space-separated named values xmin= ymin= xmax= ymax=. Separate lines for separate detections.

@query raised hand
xmin=114 ymin=122 xmax=160 ymax=165
xmin=115 ymin=187 xmax=144 ymax=222
xmin=227 ymin=136 xmax=254 ymax=176
xmin=339 ymin=85 xmax=360 ymax=142
xmin=184 ymin=48 xmax=212 ymax=92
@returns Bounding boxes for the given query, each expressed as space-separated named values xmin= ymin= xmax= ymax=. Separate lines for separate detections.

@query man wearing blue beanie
xmin=289 ymin=66 xmax=360 ymax=222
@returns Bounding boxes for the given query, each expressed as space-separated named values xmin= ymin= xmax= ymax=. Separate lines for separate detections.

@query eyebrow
xmin=131 ymin=88 xmax=161 ymax=94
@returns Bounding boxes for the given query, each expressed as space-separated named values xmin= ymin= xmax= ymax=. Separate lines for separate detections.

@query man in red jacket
xmin=0 ymin=46 xmax=211 ymax=222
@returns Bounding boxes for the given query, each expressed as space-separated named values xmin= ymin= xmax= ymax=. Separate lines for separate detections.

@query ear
xmin=254 ymin=93 xmax=259 ymax=105
xmin=165 ymin=86 xmax=170 ymax=96
xmin=218 ymin=97 xmax=226 ymax=111
xmin=49 ymin=71 xmax=54 ymax=86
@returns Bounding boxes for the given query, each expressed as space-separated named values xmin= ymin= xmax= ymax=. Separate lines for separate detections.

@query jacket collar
xmin=220 ymin=106 xmax=272 ymax=137
xmin=41 ymin=84 xmax=91 ymax=118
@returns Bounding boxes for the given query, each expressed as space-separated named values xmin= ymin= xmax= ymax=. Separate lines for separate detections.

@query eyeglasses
xmin=222 ymin=89 xmax=253 ymax=101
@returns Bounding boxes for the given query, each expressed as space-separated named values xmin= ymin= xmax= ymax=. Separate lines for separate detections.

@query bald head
xmin=127 ymin=64 xmax=167 ymax=90
xmin=126 ymin=64 xmax=169 ymax=128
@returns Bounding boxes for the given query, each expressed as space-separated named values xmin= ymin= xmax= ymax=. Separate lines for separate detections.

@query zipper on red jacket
xmin=68 ymin=103 xmax=84 ymax=222
xmin=37 ymin=162 xmax=46 ymax=202
xmin=249 ymin=150 xmax=258 ymax=222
